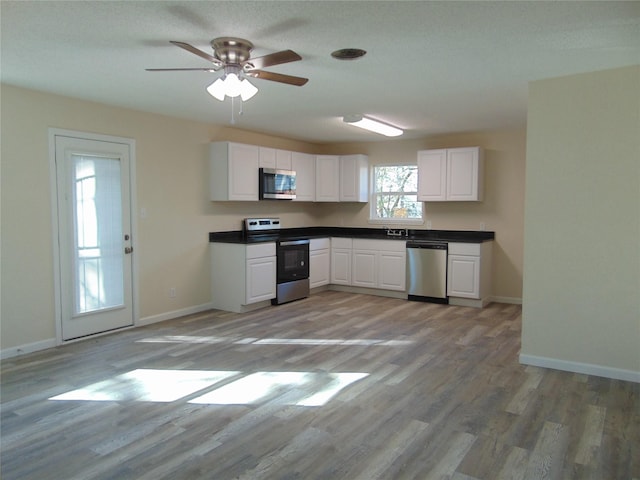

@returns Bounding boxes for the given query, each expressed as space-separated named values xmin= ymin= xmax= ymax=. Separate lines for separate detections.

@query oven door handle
xmin=279 ymin=239 xmax=310 ymax=246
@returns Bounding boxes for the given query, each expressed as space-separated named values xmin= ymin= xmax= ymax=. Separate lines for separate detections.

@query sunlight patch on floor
xmin=48 ymin=369 xmax=369 ymax=407
xmin=49 ymin=369 xmax=238 ymax=402
xmin=137 ymin=335 xmax=412 ymax=347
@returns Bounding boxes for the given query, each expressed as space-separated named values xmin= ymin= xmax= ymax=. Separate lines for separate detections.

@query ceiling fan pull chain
xmin=230 ymin=96 xmax=236 ymax=125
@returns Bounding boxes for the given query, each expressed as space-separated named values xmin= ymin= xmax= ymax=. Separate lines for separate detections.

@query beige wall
xmin=522 ymin=65 xmax=640 ymax=378
xmin=0 ymin=85 xmax=322 ymax=350
xmin=1 ymin=83 xmax=525 ymax=353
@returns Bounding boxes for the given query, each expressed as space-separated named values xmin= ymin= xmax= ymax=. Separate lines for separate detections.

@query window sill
xmin=368 ymin=218 xmax=425 ymax=226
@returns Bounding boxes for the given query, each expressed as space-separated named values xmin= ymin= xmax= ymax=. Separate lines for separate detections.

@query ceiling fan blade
xmin=248 ymin=70 xmax=308 ymax=86
xmin=146 ymin=68 xmax=217 ymax=72
xmin=170 ymin=41 xmax=223 ymax=67
xmin=244 ymin=50 xmax=301 ymax=69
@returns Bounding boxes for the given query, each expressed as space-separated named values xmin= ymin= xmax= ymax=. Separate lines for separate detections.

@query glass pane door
xmin=73 ymin=155 xmax=124 ymax=314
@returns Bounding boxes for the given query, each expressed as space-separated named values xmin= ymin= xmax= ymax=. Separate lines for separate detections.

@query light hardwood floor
xmin=1 ymin=291 xmax=638 ymax=479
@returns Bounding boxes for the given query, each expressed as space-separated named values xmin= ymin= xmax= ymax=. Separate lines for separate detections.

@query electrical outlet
xmin=169 ymin=287 xmax=176 ymax=298
xmin=426 ymin=220 xmax=432 ymax=229
xmin=480 ymin=222 xmax=486 ymax=231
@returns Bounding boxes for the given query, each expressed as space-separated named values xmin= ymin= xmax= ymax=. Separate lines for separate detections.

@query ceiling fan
xmin=147 ymin=37 xmax=308 ymax=101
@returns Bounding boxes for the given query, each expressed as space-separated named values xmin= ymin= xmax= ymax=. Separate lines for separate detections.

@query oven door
xmin=277 ymin=240 xmax=309 ymax=283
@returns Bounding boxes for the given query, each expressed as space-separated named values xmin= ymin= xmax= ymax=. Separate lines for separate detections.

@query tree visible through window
xmin=371 ymin=165 xmax=423 ymax=222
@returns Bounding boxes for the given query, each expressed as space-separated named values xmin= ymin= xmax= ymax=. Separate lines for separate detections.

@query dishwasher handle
xmin=406 ymin=242 xmax=447 ymax=250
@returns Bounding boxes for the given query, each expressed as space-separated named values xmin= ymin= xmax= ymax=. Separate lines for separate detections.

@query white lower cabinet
xmin=330 ymin=237 xmax=352 ymax=285
xmin=211 ymin=242 xmax=276 ymax=312
xmin=329 ymin=238 xmax=407 ymax=291
xmin=448 ymin=255 xmax=480 ymax=298
xmin=349 ymin=239 xmax=406 ymax=292
xmin=352 ymin=248 xmax=377 ymax=288
xmin=309 ymin=238 xmax=330 ymax=288
xmin=379 ymin=250 xmax=406 ymax=291
xmin=447 ymin=241 xmax=492 ymax=307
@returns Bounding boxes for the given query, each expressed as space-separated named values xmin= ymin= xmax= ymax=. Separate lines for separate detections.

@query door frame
xmin=49 ymin=128 xmax=139 ymax=344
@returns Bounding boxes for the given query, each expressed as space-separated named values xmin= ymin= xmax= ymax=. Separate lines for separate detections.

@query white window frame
xmin=369 ymin=164 xmax=424 ymax=226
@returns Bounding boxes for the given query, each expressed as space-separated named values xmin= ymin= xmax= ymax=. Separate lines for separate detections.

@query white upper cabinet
xmin=417 ymin=147 xmax=483 ymax=201
xmin=259 ymin=147 xmax=292 ymax=170
xmin=258 ymin=146 xmax=276 ymax=169
xmin=210 ymin=142 xmax=260 ymax=201
xmin=339 ymin=154 xmax=369 ymax=202
xmin=315 ymin=155 xmax=340 ymax=202
xmin=417 ymin=149 xmax=447 ymax=201
xmin=291 ymin=152 xmax=315 ymax=202
xmin=276 ymin=149 xmax=292 ymax=170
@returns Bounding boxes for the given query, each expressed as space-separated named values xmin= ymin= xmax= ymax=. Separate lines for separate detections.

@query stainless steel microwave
xmin=259 ymin=168 xmax=296 ymax=200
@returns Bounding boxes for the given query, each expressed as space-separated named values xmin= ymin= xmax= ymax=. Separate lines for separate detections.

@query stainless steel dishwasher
xmin=406 ymin=240 xmax=448 ymax=303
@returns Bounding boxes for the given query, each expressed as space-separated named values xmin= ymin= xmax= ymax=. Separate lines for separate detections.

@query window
xmin=370 ymin=165 xmax=423 ymax=224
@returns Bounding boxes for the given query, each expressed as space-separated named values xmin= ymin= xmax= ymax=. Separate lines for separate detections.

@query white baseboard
xmin=490 ymin=296 xmax=522 ymax=305
xmin=520 ymin=354 xmax=640 ymax=383
xmin=137 ymin=302 xmax=215 ymax=327
xmin=1 ymin=338 xmax=57 ymax=360
xmin=1 ymin=303 xmax=216 ymax=359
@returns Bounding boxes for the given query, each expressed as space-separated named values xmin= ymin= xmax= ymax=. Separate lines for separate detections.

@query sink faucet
xmin=385 ymin=227 xmax=408 ymax=237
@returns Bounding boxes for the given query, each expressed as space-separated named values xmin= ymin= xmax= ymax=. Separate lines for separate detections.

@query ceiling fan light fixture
xmin=239 ymin=79 xmax=258 ymax=101
xmin=343 ymin=115 xmax=403 ymax=137
xmin=206 ymin=78 xmax=226 ymax=101
xmin=206 ymin=74 xmax=259 ymax=102
xmin=223 ymin=73 xmax=242 ymax=98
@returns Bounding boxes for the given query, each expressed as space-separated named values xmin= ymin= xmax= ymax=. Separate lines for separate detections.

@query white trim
xmin=137 ymin=303 xmax=215 ymax=327
xmin=1 ymin=339 xmax=57 ymax=360
xmin=449 ymin=296 xmax=487 ymax=308
xmin=490 ymin=296 xmax=522 ymax=305
xmin=48 ymin=128 xmax=138 ymax=345
xmin=520 ymin=354 xmax=640 ymax=383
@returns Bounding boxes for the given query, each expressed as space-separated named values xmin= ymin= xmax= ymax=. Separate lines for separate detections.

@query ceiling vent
xmin=331 ymin=48 xmax=366 ymax=60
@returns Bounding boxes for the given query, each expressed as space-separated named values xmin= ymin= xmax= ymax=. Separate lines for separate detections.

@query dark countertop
xmin=209 ymin=226 xmax=494 ymax=244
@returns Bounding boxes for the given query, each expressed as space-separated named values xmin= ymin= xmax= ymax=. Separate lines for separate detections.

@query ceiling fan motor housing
xmin=211 ymin=37 xmax=254 ymax=65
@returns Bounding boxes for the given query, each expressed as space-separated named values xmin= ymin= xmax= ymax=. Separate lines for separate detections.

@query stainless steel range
xmin=244 ymin=218 xmax=310 ymax=305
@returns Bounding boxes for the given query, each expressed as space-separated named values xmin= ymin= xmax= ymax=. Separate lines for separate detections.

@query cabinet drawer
xmin=246 ymin=242 xmax=276 ymax=259
xmin=331 ymin=237 xmax=352 ymax=249
xmin=448 ymin=242 xmax=481 ymax=256
xmin=353 ymin=238 xmax=406 ymax=252
xmin=310 ymin=238 xmax=330 ymax=250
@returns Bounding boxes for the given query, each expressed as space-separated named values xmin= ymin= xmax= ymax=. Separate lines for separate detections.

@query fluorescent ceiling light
xmin=207 ymin=73 xmax=258 ymax=102
xmin=343 ymin=114 xmax=403 ymax=137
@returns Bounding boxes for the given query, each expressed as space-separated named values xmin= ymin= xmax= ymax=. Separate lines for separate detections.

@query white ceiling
xmin=2 ymin=1 xmax=639 ymax=144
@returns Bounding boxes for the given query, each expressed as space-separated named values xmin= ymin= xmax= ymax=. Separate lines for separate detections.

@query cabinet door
xmin=258 ymin=147 xmax=276 ymax=168
xmin=339 ymin=154 xmax=368 ymax=202
xmin=331 ymin=248 xmax=351 ymax=284
xmin=310 ymin=249 xmax=330 ymax=288
xmin=229 ymin=143 xmax=260 ymax=201
xmin=447 ymin=254 xmax=480 ymax=298
xmin=417 ymin=149 xmax=447 ymax=201
xmin=291 ymin=152 xmax=315 ymax=202
xmin=447 ymin=147 xmax=480 ymax=201
xmin=379 ymin=251 xmax=406 ymax=291
xmin=246 ymin=256 xmax=276 ymax=304
xmin=352 ymin=249 xmax=377 ymax=288
xmin=276 ymin=149 xmax=292 ymax=170
xmin=315 ymin=155 xmax=340 ymax=202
